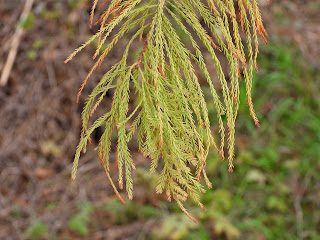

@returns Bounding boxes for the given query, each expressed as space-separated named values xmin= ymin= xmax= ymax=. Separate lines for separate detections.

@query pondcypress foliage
xmin=66 ymin=0 xmax=268 ymax=222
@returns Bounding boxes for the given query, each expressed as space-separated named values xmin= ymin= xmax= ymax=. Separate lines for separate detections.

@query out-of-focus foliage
xmin=23 ymin=220 xmax=48 ymax=240
xmin=68 ymin=201 xmax=94 ymax=237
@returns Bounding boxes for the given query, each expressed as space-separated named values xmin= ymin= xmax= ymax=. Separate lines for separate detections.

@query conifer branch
xmin=66 ymin=0 xmax=268 ymax=221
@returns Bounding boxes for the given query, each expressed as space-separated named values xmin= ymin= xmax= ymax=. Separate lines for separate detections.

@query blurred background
xmin=0 ymin=0 xmax=319 ymax=239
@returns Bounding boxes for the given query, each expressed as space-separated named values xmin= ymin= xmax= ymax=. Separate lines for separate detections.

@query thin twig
xmin=136 ymin=33 xmax=150 ymax=67
xmin=0 ymin=0 xmax=35 ymax=86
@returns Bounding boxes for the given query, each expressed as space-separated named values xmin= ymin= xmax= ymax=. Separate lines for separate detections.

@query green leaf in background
xmin=68 ymin=201 xmax=93 ymax=236
xmin=19 ymin=13 xmax=35 ymax=30
xmin=23 ymin=220 xmax=48 ymax=240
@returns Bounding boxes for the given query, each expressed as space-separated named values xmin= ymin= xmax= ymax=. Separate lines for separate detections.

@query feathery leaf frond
xmin=66 ymin=0 xmax=268 ymax=222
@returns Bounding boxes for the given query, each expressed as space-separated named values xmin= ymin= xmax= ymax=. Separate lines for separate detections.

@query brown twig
xmin=136 ymin=33 xmax=150 ymax=68
xmin=0 ymin=0 xmax=34 ymax=86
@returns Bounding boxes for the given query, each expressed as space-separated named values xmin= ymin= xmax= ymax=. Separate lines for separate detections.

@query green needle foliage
xmin=65 ymin=0 xmax=268 ymax=222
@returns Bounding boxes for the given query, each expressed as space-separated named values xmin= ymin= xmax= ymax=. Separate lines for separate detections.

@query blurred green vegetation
xmin=68 ymin=201 xmax=94 ymax=237
xmin=23 ymin=220 xmax=48 ymax=240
